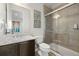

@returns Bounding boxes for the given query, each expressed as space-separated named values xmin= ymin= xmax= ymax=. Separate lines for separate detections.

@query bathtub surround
xmin=45 ymin=3 xmax=74 ymax=16
xmin=52 ymin=4 xmax=79 ymax=53
xmin=43 ymin=5 xmax=53 ymax=15
xmin=44 ymin=3 xmax=79 ymax=55
xmin=43 ymin=6 xmax=53 ymax=44
xmin=50 ymin=43 xmax=79 ymax=56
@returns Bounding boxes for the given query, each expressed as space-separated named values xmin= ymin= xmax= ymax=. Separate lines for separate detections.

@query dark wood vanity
xmin=0 ymin=40 xmax=35 ymax=56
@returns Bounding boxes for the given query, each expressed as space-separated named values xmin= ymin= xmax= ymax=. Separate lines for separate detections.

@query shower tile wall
xmin=43 ymin=5 xmax=53 ymax=14
xmin=52 ymin=4 xmax=79 ymax=52
xmin=44 ymin=6 xmax=53 ymax=44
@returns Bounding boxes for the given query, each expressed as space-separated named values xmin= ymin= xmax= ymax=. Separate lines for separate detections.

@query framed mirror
xmin=6 ymin=3 xmax=31 ymax=34
xmin=6 ymin=4 xmax=23 ymax=34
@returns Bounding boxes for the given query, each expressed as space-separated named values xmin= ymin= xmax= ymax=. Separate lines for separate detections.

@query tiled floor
xmin=48 ymin=52 xmax=56 ymax=56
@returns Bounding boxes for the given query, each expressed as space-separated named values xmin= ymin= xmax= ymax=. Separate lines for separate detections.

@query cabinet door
xmin=0 ymin=43 xmax=18 ymax=56
xmin=19 ymin=40 xmax=35 ymax=56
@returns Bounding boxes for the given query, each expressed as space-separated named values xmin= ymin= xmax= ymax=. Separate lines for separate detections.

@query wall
xmin=43 ymin=5 xmax=53 ymax=15
xmin=13 ymin=3 xmax=45 ymax=43
xmin=52 ymin=3 xmax=79 ymax=53
xmin=27 ymin=3 xmax=45 ymax=43
xmin=0 ymin=3 xmax=45 ymax=44
xmin=0 ymin=3 xmax=6 ymax=35
xmin=43 ymin=6 xmax=53 ymax=44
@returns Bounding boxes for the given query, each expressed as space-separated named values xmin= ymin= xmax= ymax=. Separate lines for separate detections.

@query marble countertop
xmin=0 ymin=35 xmax=39 ymax=46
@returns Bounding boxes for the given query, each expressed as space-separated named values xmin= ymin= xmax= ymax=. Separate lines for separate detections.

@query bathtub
xmin=50 ymin=43 xmax=79 ymax=56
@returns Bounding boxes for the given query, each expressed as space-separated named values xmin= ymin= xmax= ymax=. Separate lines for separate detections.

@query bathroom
xmin=0 ymin=3 xmax=79 ymax=56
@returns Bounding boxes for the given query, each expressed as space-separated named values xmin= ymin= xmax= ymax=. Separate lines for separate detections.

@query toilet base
xmin=38 ymin=50 xmax=49 ymax=56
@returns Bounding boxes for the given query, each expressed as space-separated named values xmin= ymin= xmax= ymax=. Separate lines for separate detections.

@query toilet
xmin=35 ymin=38 xmax=50 ymax=56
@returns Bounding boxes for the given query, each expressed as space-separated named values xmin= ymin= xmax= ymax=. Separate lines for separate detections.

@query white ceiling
xmin=44 ymin=3 xmax=68 ymax=10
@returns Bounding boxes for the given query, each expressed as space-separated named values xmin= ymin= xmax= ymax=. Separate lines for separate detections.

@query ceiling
xmin=44 ymin=3 xmax=68 ymax=10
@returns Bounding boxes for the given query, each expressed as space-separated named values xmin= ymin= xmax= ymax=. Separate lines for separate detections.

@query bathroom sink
xmin=0 ymin=34 xmax=38 ymax=46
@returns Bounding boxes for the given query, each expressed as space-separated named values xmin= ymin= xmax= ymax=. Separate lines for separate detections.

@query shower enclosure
xmin=44 ymin=3 xmax=79 ymax=56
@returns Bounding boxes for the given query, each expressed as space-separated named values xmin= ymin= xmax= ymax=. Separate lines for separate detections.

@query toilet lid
xmin=39 ymin=43 xmax=50 ymax=48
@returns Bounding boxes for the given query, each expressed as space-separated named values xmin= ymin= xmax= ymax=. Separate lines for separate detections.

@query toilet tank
xmin=35 ymin=36 xmax=43 ymax=44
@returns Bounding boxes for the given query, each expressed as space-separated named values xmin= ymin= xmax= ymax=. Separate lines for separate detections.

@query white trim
xmin=45 ymin=3 xmax=74 ymax=16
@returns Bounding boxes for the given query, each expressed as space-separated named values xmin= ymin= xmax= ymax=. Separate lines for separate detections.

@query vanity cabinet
xmin=0 ymin=43 xmax=18 ymax=56
xmin=0 ymin=40 xmax=35 ymax=56
xmin=19 ymin=40 xmax=35 ymax=56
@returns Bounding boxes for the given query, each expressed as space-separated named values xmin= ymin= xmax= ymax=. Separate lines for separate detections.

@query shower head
xmin=52 ymin=13 xmax=60 ymax=19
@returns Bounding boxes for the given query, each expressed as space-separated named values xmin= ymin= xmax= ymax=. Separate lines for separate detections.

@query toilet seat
xmin=39 ymin=43 xmax=50 ymax=49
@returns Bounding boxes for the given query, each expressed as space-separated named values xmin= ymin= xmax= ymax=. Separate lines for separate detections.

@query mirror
xmin=6 ymin=3 xmax=31 ymax=34
xmin=6 ymin=4 xmax=23 ymax=34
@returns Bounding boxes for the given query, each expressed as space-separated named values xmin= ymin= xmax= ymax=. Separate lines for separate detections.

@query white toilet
xmin=35 ymin=38 xmax=50 ymax=56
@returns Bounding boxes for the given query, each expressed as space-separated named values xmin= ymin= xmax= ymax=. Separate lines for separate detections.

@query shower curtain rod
xmin=45 ymin=3 xmax=74 ymax=16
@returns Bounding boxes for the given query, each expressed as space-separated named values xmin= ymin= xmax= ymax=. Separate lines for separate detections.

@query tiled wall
xmin=43 ymin=5 xmax=53 ymax=14
xmin=44 ymin=6 xmax=53 ymax=44
xmin=52 ymin=4 xmax=79 ymax=52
